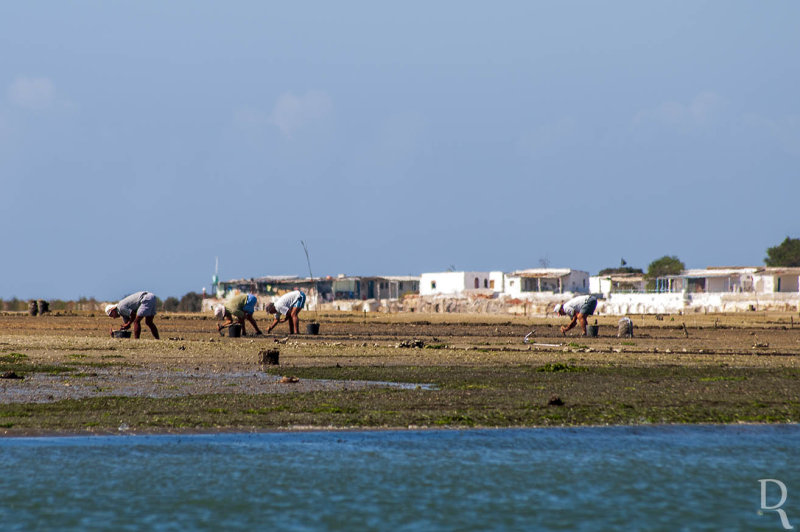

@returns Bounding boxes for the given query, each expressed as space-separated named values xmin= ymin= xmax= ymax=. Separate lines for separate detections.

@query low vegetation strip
xmin=0 ymin=365 xmax=797 ymax=433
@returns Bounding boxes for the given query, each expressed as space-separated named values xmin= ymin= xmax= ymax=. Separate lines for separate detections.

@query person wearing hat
xmin=554 ymin=294 xmax=597 ymax=336
xmin=213 ymin=293 xmax=263 ymax=336
xmin=266 ymin=289 xmax=306 ymax=334
xmin=105 ymin=291 xmax=160 ymax=339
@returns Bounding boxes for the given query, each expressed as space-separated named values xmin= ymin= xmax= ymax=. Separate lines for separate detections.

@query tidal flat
xmin=0 ymin=311 xmax=798 ymax=434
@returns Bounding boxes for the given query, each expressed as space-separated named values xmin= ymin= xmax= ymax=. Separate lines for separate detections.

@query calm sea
xmin=1 ymin=425 xmax=798 ymax=531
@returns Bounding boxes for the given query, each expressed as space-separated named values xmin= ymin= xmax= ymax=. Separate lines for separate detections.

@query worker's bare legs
xmin=144 ymin=315 xmax=160 ymax=339
xmin=288 ymin=308 xmax=301 ymax=334
xmin=245 ymin=314 xmax=262 ymax=335
xmin=577 ymin=314 xmax=588 ymax=336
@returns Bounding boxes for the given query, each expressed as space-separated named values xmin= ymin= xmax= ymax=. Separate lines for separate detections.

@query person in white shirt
xmin=105 ymin=291 xmax=160 ymax=339
xmin=266 ymin=290 xmax=307 ymax=334
xmin=554 ymin=294 xmax=597 ymax=336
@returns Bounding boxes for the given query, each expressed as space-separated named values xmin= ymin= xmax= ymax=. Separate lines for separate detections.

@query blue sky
xmin=2 ymin=1 xmax=798 ymax=300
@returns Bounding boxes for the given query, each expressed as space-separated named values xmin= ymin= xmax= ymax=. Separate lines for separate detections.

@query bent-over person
xmin=105 ymin=291 xmax=160 ymax=339
xmin=266 ymin=290 xmax=306 ymax=334
xmin=554 ymin=294 xmax=598 ymax=337
xmin=214 ymin=293 xmax=263 ymax=336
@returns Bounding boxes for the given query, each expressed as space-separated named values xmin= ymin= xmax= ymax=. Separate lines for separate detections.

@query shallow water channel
xmin=1 ymin=425 xmax=798 ymax=530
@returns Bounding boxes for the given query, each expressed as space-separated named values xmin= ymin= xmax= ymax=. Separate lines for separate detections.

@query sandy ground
xmin=1 ymin=310 xmax=799 ymax=404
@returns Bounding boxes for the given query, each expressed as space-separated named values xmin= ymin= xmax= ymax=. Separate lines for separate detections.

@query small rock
xmin=396 ymin=339 xmax=425 ymax=348
xmin=547 ymin=395 xmax=564 ymax=406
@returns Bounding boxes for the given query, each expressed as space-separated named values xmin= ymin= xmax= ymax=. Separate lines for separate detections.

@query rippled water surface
xmin=1 ymin=425 xmax=798 ymax=531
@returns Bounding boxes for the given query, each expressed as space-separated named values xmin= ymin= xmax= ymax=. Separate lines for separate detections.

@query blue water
xmin=1 ymin=425 xmax=798 ymax=531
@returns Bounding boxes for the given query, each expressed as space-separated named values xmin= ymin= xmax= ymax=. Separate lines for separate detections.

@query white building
xmin=600 ymin=266 xmax=800 ymax=314
xmin=419 ymin=271 xmax=502 ymax=296
xmin=589 ymin=273 xmax=646 ymax=297
xmin=753 ymin=267 xmax=800 ymax=293
xmin=504 ymin=269 xmax=589 ymax=298
xmin=654 ymin=267 xmax=759 ymax=294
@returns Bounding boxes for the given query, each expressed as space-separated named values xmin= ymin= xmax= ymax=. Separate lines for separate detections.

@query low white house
xmin=753 ymin=267 xmax=800 ymax=293
xmin=654 ymin=267 xmax=759 ymax=294
xmin=600 ymin=266 xmax=800 ymax=314
xmin=419 ymin=271 xmax=500 ymax=296
xmin=589 ymin=273 xmax=646 ymax=297
xmin=504 ymin=268 xmax=589 ymax=298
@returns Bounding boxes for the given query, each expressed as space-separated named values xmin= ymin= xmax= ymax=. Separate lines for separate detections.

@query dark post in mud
xmin=258 ymin=349 xmax=280 ymax=366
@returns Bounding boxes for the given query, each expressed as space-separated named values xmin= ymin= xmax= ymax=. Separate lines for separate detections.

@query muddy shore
xmin=1 ymin=311 xmax=798 ymax=435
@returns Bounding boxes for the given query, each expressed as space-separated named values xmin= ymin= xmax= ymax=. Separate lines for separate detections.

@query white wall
xmin=600 ymin=293 xmax=687 ymax=315
xmin=420 ymin=272 xmax=491 ymax=296
xmin=754 ymin=274 xmax=776 ymax=293
xmin=599 ymin=291 xmax=800 ymax=314
xmin=465 ymin=272 xmax=492 ymax=291
xmin=420 ymin=272 xmax=462 ymax=296
xmin=565 ymin=271 xmax=590 ymax=293
xmin=489 ymin=271 xmax=505 ymax=293
xmin=504 ymin=276 xmax=524 ymax=297
xmin=759 ymin=274 xmax=800 ymax=293
xmin=589 ymin=276 xmax=608 ymax=295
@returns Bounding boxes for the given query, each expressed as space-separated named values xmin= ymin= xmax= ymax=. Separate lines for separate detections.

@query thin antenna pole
xmin=301 ymin=241 xmax=317 ymax=315
xmin=301 ymin=241 xmax=313 ymax=281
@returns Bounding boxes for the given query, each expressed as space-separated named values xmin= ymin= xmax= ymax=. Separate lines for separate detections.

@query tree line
xmin=0 ymin=292 xmax=205 ymax=313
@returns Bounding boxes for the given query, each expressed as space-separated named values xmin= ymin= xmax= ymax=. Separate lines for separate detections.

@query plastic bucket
xmin=113 ymin=330 xmax=131 ymax=339
xmin=306 ymin=323 xmax=320 ymax=335
xmin=587 ymin=325 xmax=599 ymax=337
xmin=228 ymin=324 xmax=242 ymax=338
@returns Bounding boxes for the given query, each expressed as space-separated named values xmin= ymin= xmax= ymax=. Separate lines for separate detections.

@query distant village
xmin=205 ymin=265 xmax=800 ymax=316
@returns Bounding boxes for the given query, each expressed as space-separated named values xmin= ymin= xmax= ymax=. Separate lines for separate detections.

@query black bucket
xmin=587 ymin=325 xmax=599 ymax=338
xmin=113 ymin=330 xmax=131 ymax=339
xmin=229 ymin=324 xmax=242 ymax=338
xmin=306 ymin=323 xmax=320 ymax=335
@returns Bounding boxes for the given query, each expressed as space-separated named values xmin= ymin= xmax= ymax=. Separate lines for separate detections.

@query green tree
xmin=645 ymin=255 xmax=685 ymax=290
xmin=765 ymin=237 xmax=800 ymax=267
xmin=598 ymin=266 xmax=643 ymax=275
xmin=178 ymin=292 xmax=203 ymax=312
xmin=163 ymin=297 xmax=180 ymax=312
xmin=646 ymin=255 xmax=685 ymax=278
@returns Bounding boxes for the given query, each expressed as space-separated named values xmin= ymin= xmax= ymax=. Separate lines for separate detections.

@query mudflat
xmin=1 ymin=311 xmax=798 ymax=435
